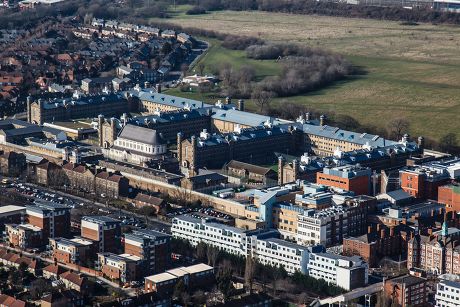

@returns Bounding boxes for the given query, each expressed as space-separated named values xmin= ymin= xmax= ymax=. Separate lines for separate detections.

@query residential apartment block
xmin=5 ymin=223 xmax=42 ymax=250
xmin=97 ymin=252 xmax=142 ymax=283
xmin=49 ymin=237 xmax=94 ymax=266
xmin=26 ymin=201 xmax=71 ymax=239
xmin=80 ymin=216 xmax=121 ymax=253
xmin=123 ymin=229 xmax=171 ymax=275
xmin=0 ymin=205 xmax=25 ymax=232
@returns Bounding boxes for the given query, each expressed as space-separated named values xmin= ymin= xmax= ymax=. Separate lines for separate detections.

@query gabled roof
xmin=118 ymin=124 xmax=165 ymax=146
xmin=60 ymin=271 xmax=86 ymax=287
xmin=0 ymin=294 xmax=26 ymax=307
xmin=226 ymin=160 xmax=275 ymax=176
xmin=43 ymin=263 xmax=66 ymax=275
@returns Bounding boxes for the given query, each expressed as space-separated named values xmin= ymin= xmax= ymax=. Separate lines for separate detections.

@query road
xmin=7 ymin=179 xmax=172 ymax=233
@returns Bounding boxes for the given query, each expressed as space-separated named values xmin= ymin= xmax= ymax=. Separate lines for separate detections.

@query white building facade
xmin=172 ymin=215 xmax=368 ymax=288
xmin=436 ymin=279 xmax=460 ymax=307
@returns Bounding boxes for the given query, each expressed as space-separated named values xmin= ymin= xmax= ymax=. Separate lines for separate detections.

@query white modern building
xmin=307 ymin=252 xmax=368 ymax=291
xmin=297 ymin=206 xmax=349 ymax=247
xmin=172 ymin=215 xmax=368 ymax=288
xmin=436 ymin=278 xmax=460 ymax=307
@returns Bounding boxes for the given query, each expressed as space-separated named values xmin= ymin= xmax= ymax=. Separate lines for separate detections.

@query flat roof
xmin=0 ymin=205 xmax=26 ymax=216
xmin=118 ymin=253 xmax=141 ymax=262
xmin=181 ymin=263 xmax=214 ymax=275
xmin=69 ymin=238 xmax=93 ymax=246
xmin=16 ymin=223 xmax=42 ymax=232
xmin=145 ymin=272 xmax=177 ymax=283
xmin=167 ymin=267 xmax=188 ymax=278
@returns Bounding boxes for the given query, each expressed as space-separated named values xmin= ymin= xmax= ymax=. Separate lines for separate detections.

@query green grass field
xmin=155 ymin=10 xmax=460 ymax=142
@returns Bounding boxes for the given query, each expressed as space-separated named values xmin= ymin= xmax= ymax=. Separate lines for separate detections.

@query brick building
xmin=400 ymin=167 xmax=450 ymax=200
xmin=27 ymin=93 xmax=130 ymax=125
xmin=178 ymin=126 xmax=301 ymax=176
xmin=0 ymin=150 xmax=26 ymax=176
xmin=97 ymin=252 xmax=142 ymax=283
xmin=59 ymin=271 xmax=92 ymax=296
xmin=0 ymin=205 xmax=25 ymax=232
xmin=407 ymin=222 xmax=460 ymax=275
xmin=25 ymin=201 xmax=71 ymax=239
xmin=49 ymin=237 xmax=95 ymax=266
xmin=384 ymin=275 xmax=427 ymax=307
xmin=343 ymin=223 xmax=413 ymax=267
xmin=81 ymin=216 xmax=121 ymax=253
xmin=439 ymin=184 xmax=460 ymax=212
xmin=5 ymin=223 xmax=43 ymax=250
xmin=123 ymin=229 xmax=171 ymax=276
xmin=316 ymin=165 xmax=372 ymax=196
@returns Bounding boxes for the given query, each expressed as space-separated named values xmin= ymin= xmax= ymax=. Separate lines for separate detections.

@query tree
xmin=251 ymin=88 xmax=275 ymax=113
xmin=216 ymin=262 xmax=233 ymax=301
xmin=161 ymin=42 xmax=172 ymax=55
xmin=244 ymin=255 xmax=255 ymax=294
xmin=387 ymin=118 xmax=409 ymax=140
xmin=30 ymin=278 xmax=51 ymax=300
xmin=439 ymin=132 xmax=458 ymax=154
xmin=181 ymin=63 xmax=189 ymax=77
xmin=197 ymin=62 xmax=206 ymax=75
xmin=206 ymin=245 xmax=219 ymax=267
xmin=173 ymin=279 xmax=187 ymax=300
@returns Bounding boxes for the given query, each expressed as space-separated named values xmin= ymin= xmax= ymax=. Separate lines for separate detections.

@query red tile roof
xmin=0 ymin=294 xmax=26 ymax=307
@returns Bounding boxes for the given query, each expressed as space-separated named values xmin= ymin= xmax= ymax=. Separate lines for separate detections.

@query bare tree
xmin=197 ymin=62 xmax=205 ymax=76
xmin=207 ymin=245 xmax=219 ymax=267
xmin=181 ymin=63 xmax=189 ymax=77
xmin=387 ymin=118 xmax=409 ymax=140
xmin=244 ymin=255 xmax=255 ymax=294
xmin=251 ymin=87 xmax=275 ymax=113
xmin=439 ymin=132 xmax=458 ymax=154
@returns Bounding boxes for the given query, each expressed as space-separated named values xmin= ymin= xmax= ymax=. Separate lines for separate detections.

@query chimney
xmin=144 ymin=81 xmax=150 ymax=88
xmin=305 ymin=112 xmax=311 ymax=121
xmin=155 ymin=83 xmax=162 ymax=93
xmin=417 ymin=136 xmax=425 ymax=150
xmin=225 ymin=97 xmax=231 ymax=105
xmin=390 ymin=226 xmax=395 ymax=237
xmin=402 ymin=218 xmax=407 ymax=225
xmin=380 ymin=229 xmax=386 ymax=239
xmin=238 ymin=99 xmax=245 ymax=111
xmin=368 ymin=225 xmax=372 ymax=234
xmin=377 ymin=224 xmax=381 ymax=232
xmin=320 ymin=114 xmax=325 ymax=126
xmin=431 ymin=209 xmax=435 ymax=217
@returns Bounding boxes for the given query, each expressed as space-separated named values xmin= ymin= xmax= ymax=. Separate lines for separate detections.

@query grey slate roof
xmin=118 ymin=124 xmax=165 ymax=145
xmin=210 ymin=107 xmax=286 ymax=127
xmin=302 ymin=123 xmax=397 ymax=148
xmin=128 ymin=90 xmax=210 ymax=110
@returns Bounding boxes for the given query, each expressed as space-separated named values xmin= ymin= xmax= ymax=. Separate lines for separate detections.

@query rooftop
xmin=145 ymin=272 xmax=177 ymax=283
xmin=0 ymin=205 xmax=26 ymax=216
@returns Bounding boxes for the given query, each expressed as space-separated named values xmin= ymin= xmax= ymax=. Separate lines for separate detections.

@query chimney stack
xmin=320 ymin=114 xmax=325 ymax=126
xmin=380 ymin=229 xmax=386 ymax=239
xmin=155 ymin=83 xmax=162 ymax=93
xmin=238 ymin=99 xmax=245 ymax=111
xmin=305 ymin=112 xmax=311 ymax=121
xmin=368 ymin=225 xmax=372 ymax=234
xmin=390 ymin=226 xmax=395 ymax=237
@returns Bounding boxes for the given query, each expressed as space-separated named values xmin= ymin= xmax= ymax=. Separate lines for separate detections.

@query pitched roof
xmin=134 ymin=193 xmax=164 ymax=206
xmin=60 ymin=271 xmax=86 ymax=287
xmin=118 ymin=124 xmax=165 ymax=146
xmin=43 ymin=263 xmax=66 ymax=275
xmin=0 ymin=294 xmax=26 ymax=307
xmin=226 ymin=160 xmax=274 ymax=176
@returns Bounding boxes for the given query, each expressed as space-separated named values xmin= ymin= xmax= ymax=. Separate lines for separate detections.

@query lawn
xmin=155 ymin=10 xmax=460 ymax=142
